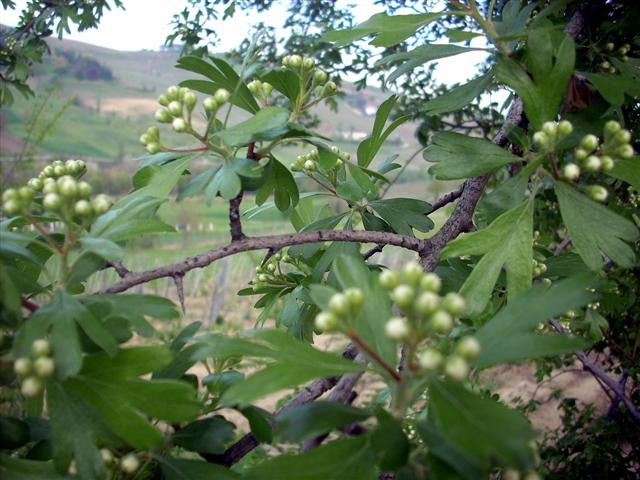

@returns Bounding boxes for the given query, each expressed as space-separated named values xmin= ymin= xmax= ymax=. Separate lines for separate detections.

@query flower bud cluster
xmin=2 ymin=160 xmax=112 ymax=221
xmin=68 ymin=449 xmax=136 ymax=477
xmin=314 ymin=287 xmax=365 ymax=333
xmin=600 ymin=42 xmax=631 ymax=73
xmin=247 ymin=80 xmax=274 ymax=102
xmin=282 ymin=54 xmax=337 ymax=103
xmin=151 ymin=84 xmax=231 ymax=154
xmin=379 ymin=262 xmax=479 ymax=382
xmin=531 ymin=258 xmax=547 ymax=278
xmin=250 ymin=251 xmax=294 ymax=291
xmin=532 ymin=120 xmax=574 ymax=152
xmin=14 ymin=338 xmax=55 ymax=398
xmin=568 ymin=120 xmax=635 ymax=202
xmin=291 ymin=145 xmax=349 ymax=175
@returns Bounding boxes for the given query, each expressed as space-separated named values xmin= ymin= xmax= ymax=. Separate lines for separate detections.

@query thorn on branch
xmin=363 ymin=243 xmax=384 ymax=260
xmin=261 ymin=247 xmax=278 ymax=265
xmin=173 ymin=273 xmax=186 ymax=313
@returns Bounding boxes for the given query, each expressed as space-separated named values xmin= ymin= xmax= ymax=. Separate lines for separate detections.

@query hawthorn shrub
xmin=1 ymin=1 xmax=639 ymax=479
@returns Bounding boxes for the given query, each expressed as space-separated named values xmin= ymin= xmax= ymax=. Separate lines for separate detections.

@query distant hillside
xmin=1 ymin=36 xmax=418 ymax=163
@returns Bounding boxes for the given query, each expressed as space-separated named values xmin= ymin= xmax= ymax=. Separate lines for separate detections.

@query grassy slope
xmin=2 ymin=37 xmax=418 ymax=163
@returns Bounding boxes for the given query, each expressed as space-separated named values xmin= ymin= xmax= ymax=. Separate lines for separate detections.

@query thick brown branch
xmin=418 ymin=98 xmax=525 ymax=271
xmin=229 ymin=192 xmax=245 ymax=242
xmin=99 ymin=230 xmax=426 ymax=294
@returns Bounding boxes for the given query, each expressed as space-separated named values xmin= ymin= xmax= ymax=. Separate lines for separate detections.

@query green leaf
xmin=172 ymin=416 xmax=235 ymax=454
xmin=475 ymin=159 xmax=538 ymax=226
xmin=261 ymin=69 xmax=300 ymax=104
xmin=78 ymin=237 xmax=123 ymax=261
xmin=322 ymin=12 xmax=448 ymax=48
xmin=216 ymin=107 xmax=290 ymax=147
xmin=256 ymin=158 xmax=300 ymax=211
xmin=332 ymin=255 xmax=397 ymax=369
xmin=240 ymin=406 xmax=273 ymax=443
xmin=495 ymin=31 xmax=575 ymax=130
xmin=91 ymin=196 xmax=174 ymax=242
xmin=607 ymin=156 xmax=640 ymax=191
xmin=47 ymin=383 xmax=106 ymax=479
xmin=221 ymin=363 xmax=349 ymax=406
xmin=473 ymin=274 xmax=598 ymax=368
xmin=426 ymin=378 xmax=536 ymax=472
xmin=419 ymin=422 xmax=484 ymax=479
xmin=243 ymin=436 xmax=377 ymax=480
xmin=205 ymin=161 xmax=241 ymax=201
xmin=371 ymin=409 xmax=410 ymax=472
xmin=424 ymin=132 xmax=521 ymax=180
xmin=494 ymin=0 xmax=537 ymax=37
xmin=81 ymin=294 xmax=179 ymax=337
xmin=377 ymin=45 xmax=487 ymax=83
xmin=275 ymin=401 xmax=371 ymax=443
xmin=65 ymin=348 xmax=199 ymax=449
xmin=446 ymin=29 xmax=482 ymax=42
xmin=0 ymin=417 xmax=30 ymax=449
xmin=422 ymin=72 xmax=493 ymax=116
xmin=158 ymin=457 xmax=240 ymax=480
xmin=13 ymin=291 xmax=118 ymax=376
xmin=216 ymin=329 xmax=365 ymax=406
xmin=128 ymin=153 xmax=197 ymax=202
xmin=368 ymin=198 xmax=434 ymax=236
xmin=357 ymin=95 xmax=410 ymax=168
xmin=583 ymin=72 xmax=640 ymax=106
xmin=555 ymin=181 xmax=638 ymax=270
xmin=176 ymin=55 xmax=259 ymax=113
xmin=440 ymin=199 xmax=534 ymax=317
xmin=0 ymin=454 xmax=73 ymax=479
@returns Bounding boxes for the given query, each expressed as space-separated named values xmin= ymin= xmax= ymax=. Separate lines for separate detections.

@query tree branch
xmin=98 ymin=230 xmax=426 ymax=294
xmin=431 ymin=185 xmax=464 ymax=211
xmin=549 ymin=319 xmax=640 ymax=423
xmin=229 ymin=192 xmax=245 ymax=242
xmin=104 ymin=260 xmax=130 ymax=278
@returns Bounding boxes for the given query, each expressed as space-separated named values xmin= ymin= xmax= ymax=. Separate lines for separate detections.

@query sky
xmin=2 ymin=0 xmax=491 ymax=87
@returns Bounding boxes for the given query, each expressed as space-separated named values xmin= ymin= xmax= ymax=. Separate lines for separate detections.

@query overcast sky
xmin=3 ymin=0 xmax=492 ymax=88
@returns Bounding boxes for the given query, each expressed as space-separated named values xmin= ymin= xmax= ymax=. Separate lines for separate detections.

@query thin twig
xmin=105 ymin=261 xmax=130 ymax=278
xmin=431 ymin=185 xmax=464 ymax=211
xmin=554 ymin=237 xmax=572 ymax=256
xmin=549 ymin=319 xmax=640 ymax=423
xmin=348 ymin=333 xmax=400 ymax=382
xmin=21 ymin=297 xmax=39 ymax=312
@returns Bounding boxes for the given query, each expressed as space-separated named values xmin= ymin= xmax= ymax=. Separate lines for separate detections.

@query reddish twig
xmin=348 ymin=333 xmax=400 ymax=382
xmin=21 ymin=297 xmax=39 ymax=312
